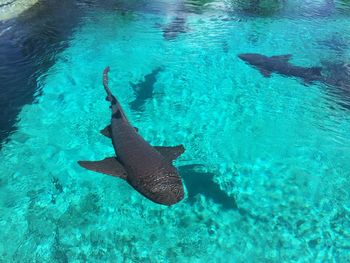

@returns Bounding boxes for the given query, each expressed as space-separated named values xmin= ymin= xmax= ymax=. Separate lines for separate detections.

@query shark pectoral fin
xmin=100 ymin=125 xmax=112 ymax=138
xmin=271 ymin=54 xmax=292 ymax=61
xmin=78 ymin=157 xmax=127 ymax=179
xmin=258 ymin=68 xmax=272 ymax=78
xmin=154 ymin=145 xmax=185 ymax=162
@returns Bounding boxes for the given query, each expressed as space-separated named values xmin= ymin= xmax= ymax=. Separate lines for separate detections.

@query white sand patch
xmin=0 ymin=0 xmax=39 ymax=21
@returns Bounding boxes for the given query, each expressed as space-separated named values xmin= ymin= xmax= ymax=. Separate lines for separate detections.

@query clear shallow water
xmin=1 ymin=0 xmax=350 ymax=262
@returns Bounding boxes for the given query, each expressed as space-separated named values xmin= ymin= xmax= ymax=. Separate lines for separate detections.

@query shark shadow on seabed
xmin=0 ymin=0 xmax=86 ymax=147
xmin=178 ymin=166 xmax=291 ymax=223
xmin=129 ymin=67 xmax=164 ymax=112
xmin=178 ymin=164 xmax=237 ymax=210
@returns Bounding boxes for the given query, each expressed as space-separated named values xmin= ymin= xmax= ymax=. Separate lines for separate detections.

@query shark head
xmin=148 ymin=170 xmax=184 ymax=206
xmin=238 ymin=53 xmax=267 ymax=66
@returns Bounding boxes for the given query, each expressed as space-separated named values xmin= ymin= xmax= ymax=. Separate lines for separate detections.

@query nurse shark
xmin=238 ymin=53 xmax=323 ymax=83
xmin=238 ymin=52 xmax=350 ymax=109
xmin=78 ymin=67 xmax=185 ymax=206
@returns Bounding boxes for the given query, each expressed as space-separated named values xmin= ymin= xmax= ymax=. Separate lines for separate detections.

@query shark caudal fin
xmin=102 ymin=67 xmax=129 ymax=121
xmin=103 ymin=66 xmax=113 ymax=102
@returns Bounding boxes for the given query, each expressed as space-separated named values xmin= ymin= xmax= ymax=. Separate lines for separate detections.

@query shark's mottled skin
xmin=78 ymin=67 xmax=185 ymax=206
xmin=238 ymin=53 xmax=323 ymax=83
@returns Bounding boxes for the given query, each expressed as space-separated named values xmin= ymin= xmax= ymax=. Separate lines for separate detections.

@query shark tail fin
xmin=103 ymin=66 xmax=113 ymax=101
xmin=102 ymin=67 xmax=128 ymax=121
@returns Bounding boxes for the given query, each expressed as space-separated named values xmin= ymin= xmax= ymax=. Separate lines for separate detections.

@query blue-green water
xmin=1 ymin=0 xmax=350 ymax=262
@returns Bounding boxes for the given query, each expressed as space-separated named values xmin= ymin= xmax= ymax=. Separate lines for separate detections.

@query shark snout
xmin=238 ymin=53 xmax=256 ymax=62
xmin=165 ymin=183 xmax=184 ymax=206
xmin=151 ymin=175 xmax=184 ymax=206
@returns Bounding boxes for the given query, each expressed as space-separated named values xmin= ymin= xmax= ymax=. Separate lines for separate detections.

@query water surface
xmin=0 ymin=0 xmax=350 ymax=262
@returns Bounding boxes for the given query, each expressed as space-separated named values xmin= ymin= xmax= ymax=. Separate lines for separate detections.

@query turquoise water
xmin=1 ymin=0 xmax=350 ymax=262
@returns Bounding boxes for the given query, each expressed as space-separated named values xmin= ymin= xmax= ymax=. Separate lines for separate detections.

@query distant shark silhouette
xmin=178 ymin=165 xmax=237 ymax=210
xmin=156 ymin=0 xmax=192 ymax=40
xmin=78 ymin=67 xmax=185 ymax=206
xmin=162 ymin=16 xmax=188 ymax=40
xmin=238 ymin=53 xmax=323 ymax=84
xmin=238 ymin=52 xmax=350 ymax=109
xmin=129 ymin=67 xmax=163 ymax=112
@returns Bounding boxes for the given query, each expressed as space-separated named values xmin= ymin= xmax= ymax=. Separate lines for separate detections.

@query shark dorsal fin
xmin=100 ymin=125 xmax=138 ymax=139
xmin=271 ymin=54 xmax=292 ymax=61
xmin=101 ymin=125 xmax=112 ymax=138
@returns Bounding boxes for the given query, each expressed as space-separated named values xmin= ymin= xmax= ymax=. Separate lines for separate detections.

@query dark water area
xmin=226 ymin=0 xmax=350 ymax=18
xmin=0 ymin=0 xmax=84 ymax=147
xmin=0 ymin=0 xmax=127 ymax=147
xmin=0 ymin=0 xmax=176 ymax=147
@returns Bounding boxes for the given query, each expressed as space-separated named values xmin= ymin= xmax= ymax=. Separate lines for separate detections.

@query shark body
xmin=238 ymin=53 xmax=323 ymax=83
xmin=78 ymin=67 xmax=185 ymax=206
